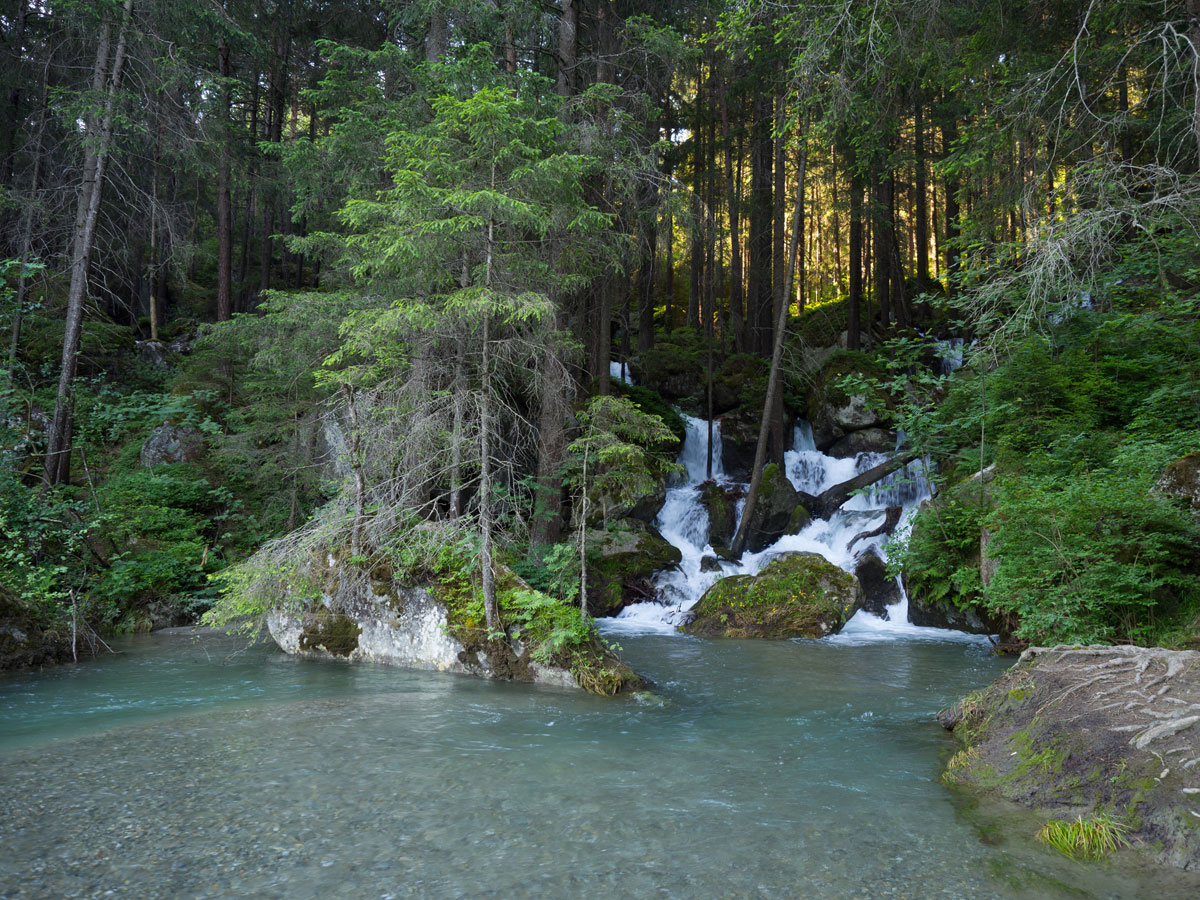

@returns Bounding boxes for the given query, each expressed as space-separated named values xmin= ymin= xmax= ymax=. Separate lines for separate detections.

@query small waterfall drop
xmin=609 ymin=360 xmax=633 ymax=384
xmin=605 ymin=410 xmax=986 ymax=643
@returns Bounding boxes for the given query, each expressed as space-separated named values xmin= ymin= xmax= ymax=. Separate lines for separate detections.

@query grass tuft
xmin=1036 ymin=814 xmax=1130 ymax=860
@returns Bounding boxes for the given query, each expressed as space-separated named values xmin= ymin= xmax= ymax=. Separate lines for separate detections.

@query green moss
xmin=431 ymin=546 xmax=644 ymax=696
xmin=298 ymin=607 xmax=361 ymax=656
xmin=682 ymin=554 xmax=861 ymax=639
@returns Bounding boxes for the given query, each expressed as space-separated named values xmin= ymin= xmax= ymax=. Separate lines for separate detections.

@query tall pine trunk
xmin=45 ymin=0 xmax=135 ymax=486
xmin=730 ymin=139 xmax=807 ymax=558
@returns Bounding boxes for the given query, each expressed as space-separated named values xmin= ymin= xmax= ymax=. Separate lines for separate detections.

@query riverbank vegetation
xmin=2 ymin=0 xmax=1199 ymax=663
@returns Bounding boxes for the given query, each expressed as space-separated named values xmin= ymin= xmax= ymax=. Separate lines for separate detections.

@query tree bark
xmin=721 ymin=85 xmax=744 ymax=353
xmin=748 ymin=94 xmax=773 ymax=355
xmin=8 ymin=78 xmax=47 ymax=384
xmin=45 ymin=0 xmax=135 ymax=487
xmin=847 ymin=161 xmax=863 ymax=352
xmin=556 ymin=0 xmax=577 ymax=98
xmin=942 ymin=113 xmax=960 ymax=289
xmin=729 ymin=139 xmax=806 ymax=559
xmin=914 ymin=99 xmax=930 ymax=286
xmin=426 ymin=5 xmax=447 ymax=63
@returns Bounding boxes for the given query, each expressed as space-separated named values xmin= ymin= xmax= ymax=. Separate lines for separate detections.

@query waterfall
xmin=608 ymin=360 xmax=633 ymax=384
xmin=604 ymin=410 xmax=985 ymax=643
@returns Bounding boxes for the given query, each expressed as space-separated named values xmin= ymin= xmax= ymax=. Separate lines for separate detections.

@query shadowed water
xmin=3 ymin=631 xmax=1199 ymax=899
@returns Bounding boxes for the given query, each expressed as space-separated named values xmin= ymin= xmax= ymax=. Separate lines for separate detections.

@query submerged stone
xmin=681 ymin=552 xmax=863 ymax=639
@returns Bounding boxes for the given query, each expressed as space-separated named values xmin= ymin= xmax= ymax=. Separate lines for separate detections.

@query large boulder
xmin=900 ymin=472 xmax=1007 ymax=636
xmin=681 ymin=552 xmax=864 ymax=639
xmin=699 ymin=481 xmax=742 ymax=552
xmin=740 ymin=463 xmax=811 ymax=553
xmin=854 ymin=549 xmax=901 ymax=616
xmin=805 ymin=351 xmax=889 ymax=451
xmin=717 ymin=409 xmax=759 ymax=480
xmin=939 ymin=645 xmax=1200 ymax=870
xmin=0 ymin=587 xmax=70 ymax=670
xmin=586 ymin=521 xmax=682 ymax=618
xmin=1158 ymin=452 xmax=1200 ymax=517
xmin=827 ymin=428 xmax=897 ymax=459
xmin=629 ymin=346 xmax=704 ymax=410
xmin=140 ymin=422 xmax=205 ymax=468
xmin=268 ymin=550 xmax=646 ymax=696
xmin=904 ymin=579 xmax=1005 ymax=634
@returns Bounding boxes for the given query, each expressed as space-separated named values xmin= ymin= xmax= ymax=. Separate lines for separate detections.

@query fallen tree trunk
xmin=847 ymin=505 xmax=903 ymax=551
xmin=799 ymin=453 xmax=918 ymax=520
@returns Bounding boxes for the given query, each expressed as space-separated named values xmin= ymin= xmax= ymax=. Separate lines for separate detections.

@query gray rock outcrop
xmin=940 ymin=645 xmax=1200 ymax=870
xmin=140 ymin=423 xmax=206 ymax=467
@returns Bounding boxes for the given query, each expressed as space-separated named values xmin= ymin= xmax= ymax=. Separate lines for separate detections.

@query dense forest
xmin=2 ymin=0 xmax=1199 ymax=666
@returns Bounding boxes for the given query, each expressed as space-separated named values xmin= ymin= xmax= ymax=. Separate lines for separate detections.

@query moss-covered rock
xmin=1158 ymin=452 xmax=1200 ymax=517
xmin=681 ymin=552 xmax=863 ymax=639
xmin=740 ymin=463 xmax=811 ymax=553
xmin=805 ymin=351 xmax=890 ymax=451
xmin=699 ymin=481 xmax=742 ymax=551
xmin=298 ymin=606 xmax=362 ymax=656
xmin=939 ymin=645 xmax=1200 ymax=870
xmin=629 ymin=341 xmax=705 ymax=412
xmin=267 ymin=545 xmax=647 ymax=696
xmin=587 ymin=521 xmax=682 ymax=618
xmin=716 ymin=408 xmax=759 ymax=479
xmin=0 ymin=587 xmax=71 ymax=671
xmin=900 ymin=471 xmax=1009 ymax=637
xmin=711 ymin=354 xmax=768 ymax=416
xmin=854 ymin=549 xmax=901 ymax=616
xmin=828 ymin=427 xmax=897 ymax=459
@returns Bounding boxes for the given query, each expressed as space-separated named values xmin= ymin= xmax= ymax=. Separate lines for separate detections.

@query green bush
xmin=983 ymin=469 xmax=1199 ymax=645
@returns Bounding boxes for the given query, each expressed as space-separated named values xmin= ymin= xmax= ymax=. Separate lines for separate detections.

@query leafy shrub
xmin=983 ymin=470 xmax=1199 ymax=645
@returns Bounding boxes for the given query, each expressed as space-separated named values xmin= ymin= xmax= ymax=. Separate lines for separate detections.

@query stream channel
xmin=3 ymin=631 xmax=1199 ymax=899
xmin=4 ymin=402 xmax=1200 ymax=898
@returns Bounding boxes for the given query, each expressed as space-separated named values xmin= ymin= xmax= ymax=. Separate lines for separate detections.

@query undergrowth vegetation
xmin=884 ymin=228 xmax=1200 ymax=647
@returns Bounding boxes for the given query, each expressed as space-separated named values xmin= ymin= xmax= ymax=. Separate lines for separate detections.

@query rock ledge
xmin=940 ymin=644 xmax=1200 ymax=869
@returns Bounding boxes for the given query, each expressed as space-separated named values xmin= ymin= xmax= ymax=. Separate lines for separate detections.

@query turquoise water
xmin=2 ymin=631 xmax=1197 ymax=899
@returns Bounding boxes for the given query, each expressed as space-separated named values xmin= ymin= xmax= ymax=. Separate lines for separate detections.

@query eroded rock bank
xmin=267 ymin=551 xmax=646 ymax=696
xmin=939 ymin=645 xmax=1200 ymax=869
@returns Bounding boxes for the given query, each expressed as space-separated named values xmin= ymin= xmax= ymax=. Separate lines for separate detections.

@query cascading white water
xmin=609 ymin=360 xmax=633 ymax=384
xmin=608 ymin=415 xmax=737 ymax=633
xmin=604 ymin=410 xmax=987 ymax=643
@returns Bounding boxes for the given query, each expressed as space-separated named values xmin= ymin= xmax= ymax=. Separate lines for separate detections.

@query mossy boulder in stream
xmin=268 ymin=545 xmax=646 ymax=696
xmin=939 ymin=645 xmax=1200 ymax=870
xmin=700 ymin=481 xmax=742 ymax=552
xmin=681 ymin=552 xmax=863 ymax=639
xmin=587 ymin=520 xmax=682 ymax=618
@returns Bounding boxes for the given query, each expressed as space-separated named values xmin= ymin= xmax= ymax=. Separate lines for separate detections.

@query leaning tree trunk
xmin=44 ymin=0 xmax=134 ymax=487
xmin=730 ymin=139 xmax=807 ymax=559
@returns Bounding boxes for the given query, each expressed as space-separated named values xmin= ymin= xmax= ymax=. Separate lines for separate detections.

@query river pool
xmin=2 ymin=630 xmax=1198 ymax=899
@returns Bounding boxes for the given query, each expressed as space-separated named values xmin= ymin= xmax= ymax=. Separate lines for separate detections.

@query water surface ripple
xmin=2 ymin=632 xmax=1198 ymax=899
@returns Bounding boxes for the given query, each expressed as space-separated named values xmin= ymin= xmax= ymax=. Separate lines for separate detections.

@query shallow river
xmin=2 ymin=631 xmax=1198 ymax=900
